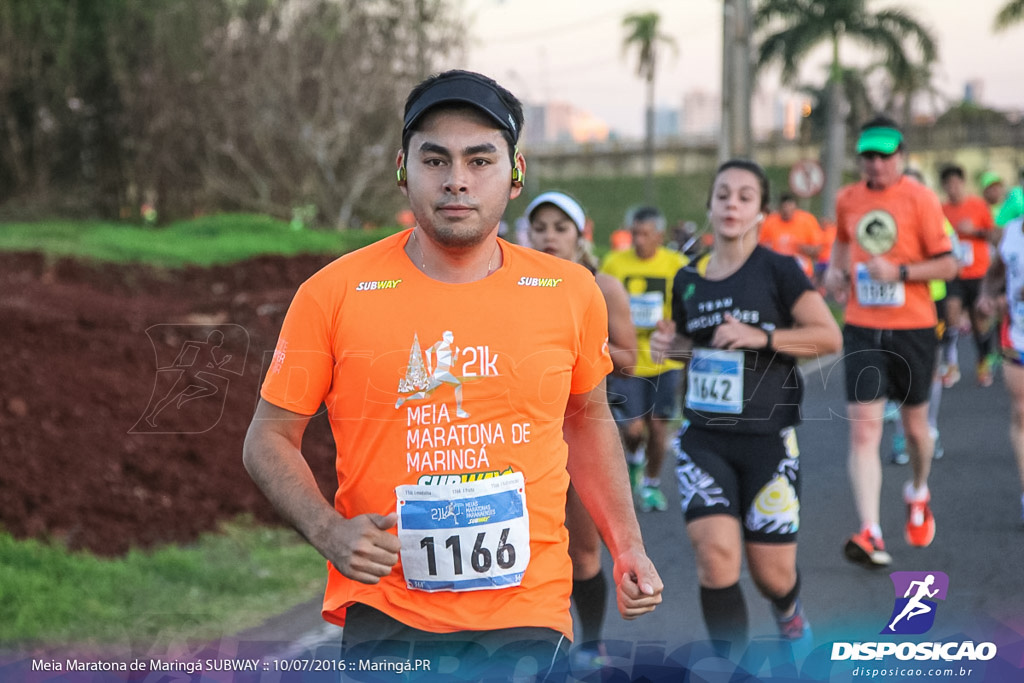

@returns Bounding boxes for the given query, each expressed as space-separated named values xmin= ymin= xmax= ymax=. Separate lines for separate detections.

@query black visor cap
xmin=403 ymin=74 xmax=519 ymax=142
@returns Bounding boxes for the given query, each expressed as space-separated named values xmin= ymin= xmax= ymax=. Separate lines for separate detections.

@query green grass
xmin=0 ymin=213 xmax=397 ymax=267
xmin=0 ymin=168 xmax=814 ymax=267
xmin=1 ymin=166 xmax=832 ymax=267
xmin=0 ymin=519 xmax=326 ymax=646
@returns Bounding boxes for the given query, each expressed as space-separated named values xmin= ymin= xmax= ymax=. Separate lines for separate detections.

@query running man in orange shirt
xmin=824 ymin=116 xmax=958 ymax=569
xmin=242 ymin=70 xmax=662 ymax=680
xmin=940 ymin=163 xmax=999 ymax=387
xmin=758 ymin=192 xmax=822 ymax=279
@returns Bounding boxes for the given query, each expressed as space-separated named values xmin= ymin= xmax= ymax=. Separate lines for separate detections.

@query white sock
xmin=903 ymin=481 xmax=930 ymax=502
xmin=626 ymin=445 xmax=645 ymax=466
xmin=864 ymin=523 xmax=883 ymax=539
xmin=642 ymin=477 xmax=660 ymax=489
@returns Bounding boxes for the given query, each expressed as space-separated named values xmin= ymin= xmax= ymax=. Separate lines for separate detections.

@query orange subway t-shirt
xmin=836 ymin=176 xmax=952 ymax=329
xmin=758 ymin=208 xmax=822 ymax=277
xmin=942 ymin=195 xmax=994 ymax=280
xmin=260 ymin=230 xmax=612 ymax=640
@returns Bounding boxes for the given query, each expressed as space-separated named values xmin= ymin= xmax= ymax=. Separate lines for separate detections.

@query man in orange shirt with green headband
xmin=825 ymin=116 xmax=958 ymax=570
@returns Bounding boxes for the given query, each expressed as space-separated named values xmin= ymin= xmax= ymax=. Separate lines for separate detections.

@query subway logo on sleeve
xmin=517 ymin=276 xmax=563 ymax=288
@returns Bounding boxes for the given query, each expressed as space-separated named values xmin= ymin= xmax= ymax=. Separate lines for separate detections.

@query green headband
xmin=856 ymin=127 xmax=902 ymax=155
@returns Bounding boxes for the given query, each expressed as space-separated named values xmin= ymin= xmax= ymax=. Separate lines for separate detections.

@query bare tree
xmin=0 ymin=0 xmax=464 ymax=225
xmin=103 ymin=0 xmax=222 ymax=219
xmin=198 ymin=0 xmax=465 ymax=228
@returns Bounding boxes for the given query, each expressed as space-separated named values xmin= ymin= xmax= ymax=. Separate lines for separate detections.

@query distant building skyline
xmin=522 ymin=86 xmax=817 ymax=145
xmin=522 ymin=101 xmax=610 ymax=145
xmin=519 ymin=72 xmax=1006 ymax=147
xmin=462 ymin=0 xmax=1024 ymax=140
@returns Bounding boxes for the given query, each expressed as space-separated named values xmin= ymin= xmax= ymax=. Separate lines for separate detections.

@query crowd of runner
xmin=517 ymin=116 xmax=1024 ymax=664
xmin=245 ymin=69 xmax=1023 ymax=680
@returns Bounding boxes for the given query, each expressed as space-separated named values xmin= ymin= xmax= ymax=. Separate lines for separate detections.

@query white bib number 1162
xmin=396 ymin=473 xmax=530 ymax=592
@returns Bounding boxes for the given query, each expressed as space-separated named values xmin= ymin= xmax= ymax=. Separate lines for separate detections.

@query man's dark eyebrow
xmin=417 ymin=141 xmax=500 ymax=157
xmin=418 ymin=142 xmax=451 ymax=157
xmin=463 ymin=143 xmax=500 ymax=156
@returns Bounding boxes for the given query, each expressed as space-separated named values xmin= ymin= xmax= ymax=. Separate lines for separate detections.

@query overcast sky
xmin=454 ymin=0 xmax=1024 ymax=138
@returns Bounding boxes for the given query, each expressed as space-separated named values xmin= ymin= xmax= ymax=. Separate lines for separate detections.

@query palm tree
xmin=994 ymin=0 xmax=1024 ymax=30
xmin=880 ymin=59 xmax=948 ymax=126
xmin=622 ymin=11 xmax=677 ymax=204
xmin=754 ymin=0 xmax=937 ymax=218
xmin=798 ymin=66 xmax=879 ymax=144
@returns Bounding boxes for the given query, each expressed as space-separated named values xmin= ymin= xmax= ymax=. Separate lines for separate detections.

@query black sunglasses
xmin=860 ymin=151 xmax=896 ymax=161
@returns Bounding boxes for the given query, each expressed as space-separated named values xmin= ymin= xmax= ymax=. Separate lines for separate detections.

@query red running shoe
xmin=905 ymin=495 xmax=936 ymax=547
xmin=843 ymin=529 xmax=892 ymax=568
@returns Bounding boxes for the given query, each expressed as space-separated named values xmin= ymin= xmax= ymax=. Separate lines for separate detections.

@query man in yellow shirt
xmin=601 ymin=207 xmax=688 ymax=511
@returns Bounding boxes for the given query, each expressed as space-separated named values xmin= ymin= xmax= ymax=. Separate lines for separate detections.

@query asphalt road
xmin=234 ymin=342 xmax=1024 ymax=682
xmin=589 ymin=345 xmax=1024 ymax=681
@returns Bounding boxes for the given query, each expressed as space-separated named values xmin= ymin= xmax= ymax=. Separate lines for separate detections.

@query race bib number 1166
xmin=396 ymin=473 xmax=530 ymax=592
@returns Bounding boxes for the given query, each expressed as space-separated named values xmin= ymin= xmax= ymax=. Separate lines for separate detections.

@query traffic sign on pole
xmin=789 ymin=160 xmax=825 ymax=198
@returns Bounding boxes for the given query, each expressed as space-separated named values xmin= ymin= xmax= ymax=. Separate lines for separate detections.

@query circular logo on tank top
xmin=856 ymin=210 xmax=897 ymax=255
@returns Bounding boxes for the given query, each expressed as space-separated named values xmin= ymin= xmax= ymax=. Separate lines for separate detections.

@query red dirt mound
xmin=0 ymin=251 xmax=340 ymax=555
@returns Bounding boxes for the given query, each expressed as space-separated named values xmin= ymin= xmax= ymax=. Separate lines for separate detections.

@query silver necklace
xmin=412 ymin=230 xmax=499 ymax=280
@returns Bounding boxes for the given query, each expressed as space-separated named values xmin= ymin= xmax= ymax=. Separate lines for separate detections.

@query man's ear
xmin=510 ymin=149 xmax=526 ymax=199
xmin=396 ymin=150 xmax=407 ymax=189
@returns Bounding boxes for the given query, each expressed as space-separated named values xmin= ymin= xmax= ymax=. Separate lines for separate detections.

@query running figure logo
xmin=132 ymin=324 xmax=247 ymax=434
xmin=882 ymin=571 xmax=949 ymax=635
xmin=396 ymin=331 xmax=470 ymax=418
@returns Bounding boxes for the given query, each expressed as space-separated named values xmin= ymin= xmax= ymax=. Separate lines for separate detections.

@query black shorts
xmin=674 ymin=423 xmax=801 ymax=544
xmin=946 ymin=277 xmax=983 ymax=309
xmin=607 ymin=370 xmax=681 ymax=423
xmin=842 ymin=324 xmax=938 ymax=406
xmin=341 ymin=603 xmax=568 ymax=682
